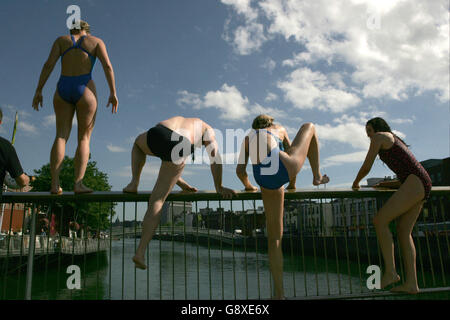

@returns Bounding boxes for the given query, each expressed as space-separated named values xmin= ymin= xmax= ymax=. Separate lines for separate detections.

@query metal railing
xmin=0 ymin=187 xmax=449 ymax=300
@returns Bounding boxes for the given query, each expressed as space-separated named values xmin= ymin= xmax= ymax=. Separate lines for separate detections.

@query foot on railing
xmin=132 ymin=255 xmax=147 ymax=270
xmin=123 ymin=182 xmax=138 ymax=194
xmin=51 ymin=186 xmax=63 ymax=195
xmin=313 ymin=174 xmax=330 ymax=186
xmin=380 ymin=272 xmax=400 ymax=289
xmin=74 ymin=182 xmax=93 ymax=194
xmin=390 ymin=283 xmax=419 ymax=294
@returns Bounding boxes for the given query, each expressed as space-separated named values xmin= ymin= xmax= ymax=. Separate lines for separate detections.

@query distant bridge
xmin=110 ymin=226 xmax=244 ymax=245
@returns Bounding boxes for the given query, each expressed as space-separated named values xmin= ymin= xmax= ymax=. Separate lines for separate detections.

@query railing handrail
xmin=1 ymin=186 xmax=449 ymax=202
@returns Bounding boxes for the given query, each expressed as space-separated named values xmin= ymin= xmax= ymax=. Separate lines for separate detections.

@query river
xmin=1 ymin=238 xmax=448 ymax=300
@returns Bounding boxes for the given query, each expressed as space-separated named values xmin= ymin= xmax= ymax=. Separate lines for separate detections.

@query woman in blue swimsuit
xmin=32 ymin=20 xmax=118 ymax=194
xmin=236 ymin=114 xmax=329 ymax=299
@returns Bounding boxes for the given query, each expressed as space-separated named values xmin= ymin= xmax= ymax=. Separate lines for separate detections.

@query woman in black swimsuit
xmin=353 ymin=117 xmax=432 ymax=294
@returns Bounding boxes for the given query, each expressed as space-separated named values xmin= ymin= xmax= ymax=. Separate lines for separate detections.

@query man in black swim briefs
xmin=123 ymin=116 xmax=236 ymax=270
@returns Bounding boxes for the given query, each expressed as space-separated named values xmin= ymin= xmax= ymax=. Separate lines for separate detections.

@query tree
xmin=31 ymin=156 xmax=116 ymax=236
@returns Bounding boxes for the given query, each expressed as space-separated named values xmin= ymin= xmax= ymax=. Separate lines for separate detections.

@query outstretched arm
xmin=203 ymin=124 xmax=236 ymax=199
xmin=32 ymin=38 xmax=61 ymax=111
xmin=236 ymin=136 xmax=258 ymax=191
xmin=96 ymin=39 xmax=118 ymax=113
xmin=352 ymin=137 xmax=382 ymax=189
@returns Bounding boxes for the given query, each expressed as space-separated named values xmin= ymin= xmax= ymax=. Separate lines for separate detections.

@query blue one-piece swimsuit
xmin=57 ymin=35 xmax=96 ymax=105
xmin=252 ymin=129 xmax=290 ymax=190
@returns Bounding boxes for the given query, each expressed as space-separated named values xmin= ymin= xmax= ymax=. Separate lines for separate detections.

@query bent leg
xmin=281 ymin=123 xmax=328 ymax=185
xmin=74 ymin=81 xmax=97 ymax=193
xmin=261 ymin=186 xmax=285 ymax=299
xmin=373 ymin=174 xmax=425 ymax=289
xmin=133 ymin=161 xmax=185 ymax=269
xmin=51 ymin=90 xmax=76 ymax=194
xmin=391 ymin=200 xmax=423 ymax=294
xmin=123 ymin=132 xmax=155 ymax=193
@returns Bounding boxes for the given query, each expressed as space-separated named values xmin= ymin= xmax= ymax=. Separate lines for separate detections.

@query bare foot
xmin=123 ymin=182 xmax=138 ymax=193
xmin=390 ymin=283 xmax=419 ymax=294
xmin=132 ymin=255 xmax=147 ymax=270
xmin=313 ymin=174 xmax=330 ymax=186
xmin=51 ymin=187 xmax=63 ymax=195
xmin=74 ymin=183 xmax=93 ymax=194
xmin=381 ymin=272 xmax=400 ymax=289
xmin=180 ymin=185 xmax=198 ymax=192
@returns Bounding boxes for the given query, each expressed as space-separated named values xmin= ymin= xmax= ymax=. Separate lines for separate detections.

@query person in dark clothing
xmin=0 ymin=108 xmax=32 ymax=191
xmin=352 ymin=117 xmax=431 ymax=294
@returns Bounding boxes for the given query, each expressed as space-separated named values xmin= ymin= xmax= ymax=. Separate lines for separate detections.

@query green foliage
xmin=31 ymin=156 xmax=111 ymax=192
xmin=31 ymin=156 xmax=116 ymax=232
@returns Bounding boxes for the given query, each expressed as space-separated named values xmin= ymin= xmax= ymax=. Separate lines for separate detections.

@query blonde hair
xmin=70 ymin=20 xmax=91 ymax=34
xmin=252 ymin=114 xmax=274 ymax=129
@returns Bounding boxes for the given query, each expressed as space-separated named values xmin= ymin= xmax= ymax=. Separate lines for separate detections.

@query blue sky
xmin=0 ymin=0 xmax=448 ymax=201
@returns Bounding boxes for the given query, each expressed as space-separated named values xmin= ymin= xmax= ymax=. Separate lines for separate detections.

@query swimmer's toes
xmin=313 ymin=174 xmax=330 ymax=186
xmin=51 ymin=187 xmax=63 ymax=195
xmin=123 ymin=183 xmax=138 ymax=193
xmin=74 ymin=184 xmax=93 ymax=194
xmin=132 ymin=256 xmax=147 ymax=270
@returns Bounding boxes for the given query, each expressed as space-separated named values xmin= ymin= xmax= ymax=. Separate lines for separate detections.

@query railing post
xmin=25 ymin=203 xmax=37 ymax=300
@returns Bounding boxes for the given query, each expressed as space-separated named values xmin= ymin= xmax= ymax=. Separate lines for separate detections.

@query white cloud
xmin=223 ymin=0 xmax=449 ymax=103
xmin=251 ymin=103 xmax=287 ymax=120
xmin=221 ymin=0 xmax=258 ymax=21
xmin=178 ymin=84 xmax=288 ymax=122
xmin=389 ymin=117 xmax=414 ymax=125
xmin=232 ymin=22 xmax=267 ymax=55
xmin=392 ymin=130 xmax=406 ymax=140
xmin=18 ymin=121 xmax=38 ymax=136
xmin=315 ymin=112 xmax=408 ymax=150
xmin=282 ymin=125 xmax=299 ymax=137
xmin=176 ymin=91 xmax=202 ymax=109
xmin=43 ymin=114 xmax=77 ymax=128
xmin=316 ymin=121 xmax=369 ymax=150
xmin=203 ymin=84 xmax=250 ymax=120
xmin=265 ymin=92 xmax=278 ymax=102
xmin=107 ymin=144 xmax=127 ymax=153
xmin=43 ymin=115 xmax=56 ymax=127
xmin=322 ymin=151 xmax=368 ymax=168
xmin=261 ymin=58 xmax=276 ymax=73
xmin=278 ymin=68 xmax=361 ymax=113
xmin=221 ymin=1 xmax=267 ymax=55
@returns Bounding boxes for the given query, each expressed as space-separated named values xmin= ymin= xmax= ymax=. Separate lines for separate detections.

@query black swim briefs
xmin=146 ymin=124 xmax=195 ymax=162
